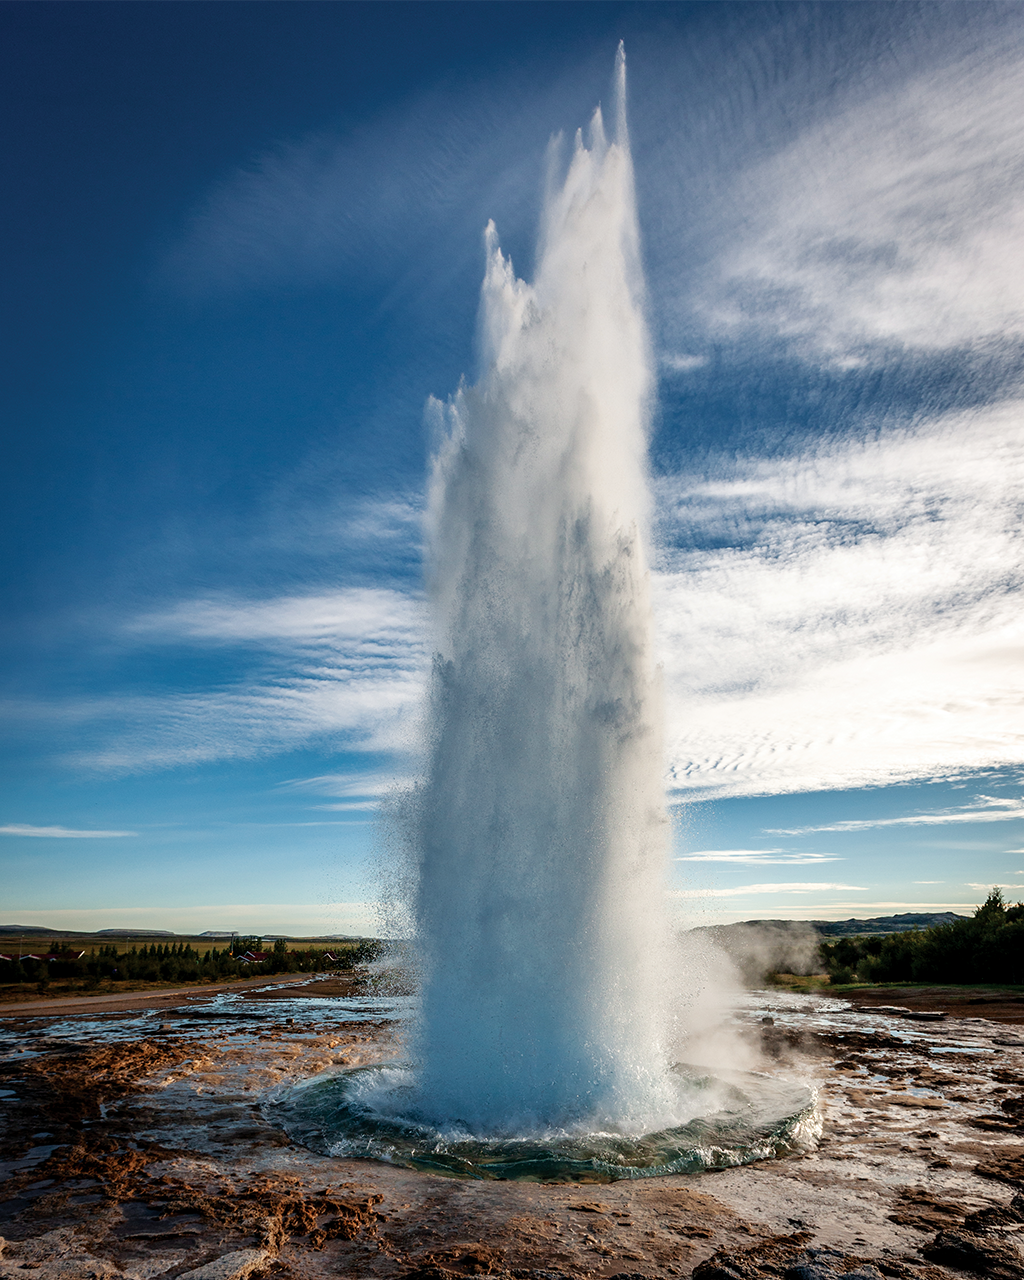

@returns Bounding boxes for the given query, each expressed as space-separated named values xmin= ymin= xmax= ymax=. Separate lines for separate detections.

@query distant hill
xmin=95 ymin=929 xmax=176 ymax=937
xmin=811 ymin=912 xmax=965 ymax=936
xmin=0 ymin=925 xmax=370 ymax=942
xmin=0 ymin=925 xmax=177 ymax=937
xmin=688 ymin=912 xmax=969 ymax=982
xmin=710 ymin=912 xmax=966 ymax=938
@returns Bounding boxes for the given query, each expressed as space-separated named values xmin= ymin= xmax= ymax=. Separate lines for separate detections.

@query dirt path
xmin=0 ymin=972 xmax=315 ymax=1018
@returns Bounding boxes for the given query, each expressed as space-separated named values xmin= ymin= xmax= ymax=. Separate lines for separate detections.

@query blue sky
xmin=3 ymin=1 xmax=1024 ymax=935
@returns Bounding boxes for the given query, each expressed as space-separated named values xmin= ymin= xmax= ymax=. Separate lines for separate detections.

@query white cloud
xmin=129 ymin=587 xmax=423 ymax=648
xmin=671 ymin=881 xmax=866 ymax=898
xmin=312 ymin=802 xmax=380 ymax=813
xmin=699 ymin=36 xmax=1024 ymax=353
xmin=675 ymin=849 xmax=840 ymax=865
xmin=70 ymin=673 xmax=424 ymax=774
xmin=657 ymin=400 xmax=1024 ymax=798
xmin=660 ymin=353 xmax=707 ymax=372
xmin=54 ymin=588 xmax=429 ymax=773
xmin=768 ymin=796 xmax=1024 ymax=836
xmin=0 ymin=824 xmax=136 ymax=839
xmin=913 ymin=881 xmax=944 ymax=885
xmin=277 ymin=768 xmax=408 ymax=798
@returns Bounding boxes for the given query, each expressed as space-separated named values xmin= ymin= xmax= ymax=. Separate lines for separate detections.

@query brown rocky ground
xmin=840 ymin=990 xmax=1024 ymax=1027
xmin=0 ymin=981 xmax=1021 ymax=1280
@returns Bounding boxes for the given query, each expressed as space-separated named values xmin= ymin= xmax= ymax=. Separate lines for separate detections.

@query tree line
xmin=821 ymin=891 xmax=1024 ymax=986
xmin=0 ymin=937 xmax=383 ymax=990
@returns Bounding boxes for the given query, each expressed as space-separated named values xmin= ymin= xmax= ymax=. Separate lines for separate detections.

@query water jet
xmin=279 ymin=47 xmax=815 ymax=1177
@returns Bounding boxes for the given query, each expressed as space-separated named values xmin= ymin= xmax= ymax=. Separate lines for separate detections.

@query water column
xmin=415 ymin=46 xmax=672 ymax=1134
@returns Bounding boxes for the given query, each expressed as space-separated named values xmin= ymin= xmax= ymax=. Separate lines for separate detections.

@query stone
xmin=0 ymin=1228 xmax=122 ymax=1280
xmin=176 ymin=1249 xmax=272 ymax=1280
xmin=922 ymin=1230 xmax=1024 ymax=1278
xmin=784 ymin=1265 xmax=838 ymax=1280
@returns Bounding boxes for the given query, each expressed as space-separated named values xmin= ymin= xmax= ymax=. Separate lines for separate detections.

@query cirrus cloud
xmin=0 ymin=824 xmax=137 ymax=839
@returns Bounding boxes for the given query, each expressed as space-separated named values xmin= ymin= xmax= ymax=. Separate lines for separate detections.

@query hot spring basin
xmin=267 ymin=1064 xmax=817 ymax=1183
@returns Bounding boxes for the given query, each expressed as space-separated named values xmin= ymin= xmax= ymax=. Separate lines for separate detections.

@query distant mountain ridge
xmin=717 ymin=912 xmax=965 ymax=937
xmin=0 ymin=925 xmax=368 ymax=940
xmin=810 ymin=912 xmax=965 ymax=936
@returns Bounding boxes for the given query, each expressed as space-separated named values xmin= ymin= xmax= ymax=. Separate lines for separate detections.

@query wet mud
xmin=1 ymin=981 xmax=1022 ymax=1280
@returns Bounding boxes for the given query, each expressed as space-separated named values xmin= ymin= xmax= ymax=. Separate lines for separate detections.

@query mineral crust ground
xmin=1 ymin=977 xmax=1022 ymax=1280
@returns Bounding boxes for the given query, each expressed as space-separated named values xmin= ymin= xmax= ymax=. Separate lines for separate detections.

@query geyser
xmin=273 ymin=48 xmax=816 ymax=1178
xmin=415 ymin=44 xmax=668 ymax=1135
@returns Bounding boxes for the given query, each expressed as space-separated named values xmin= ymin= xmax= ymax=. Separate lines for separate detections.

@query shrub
xmin=820 ymin=891 xmax=1023 ymax=986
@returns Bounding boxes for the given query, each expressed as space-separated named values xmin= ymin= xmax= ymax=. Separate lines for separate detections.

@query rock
xmin=177 ymin=1249 xmax=272 ymax=1280
xmin=784 ymin=1265 xmax=839 ymax=1280
xmin=122 ymin=1257 xmax=187 ymax=1280
xmin=922 ymin=1231 xmax=1023 ymax=1278
xmin=887 ymin=1094 xmax=946 ymax=1109
xmin=693 ymin=1231 xmax=814 ymax=1280
xmin=0 ymin=1228 xmax=122 ymax=1280
xmin=975 ymin=1153 xmax=1024 ymax=1186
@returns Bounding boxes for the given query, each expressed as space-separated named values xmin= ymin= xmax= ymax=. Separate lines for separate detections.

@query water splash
xmin=412 ymin=45 xmax=672 ymax=1134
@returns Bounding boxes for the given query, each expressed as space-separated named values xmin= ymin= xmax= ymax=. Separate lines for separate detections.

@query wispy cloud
xmin=159 ymin=61 xmax=606 ymax=299
xmin=50 ymin=588 xmax=429 ymax=773
xmin=277 ymin=769 xmax=408 ymax=799
xmin=672 ymin=881 xmax=867 ymax=899
xmin=660 ymin=353 xmax=707 ymax=372
xmin=697 ymin=37 xmax=1024 ymax=356
xmin=767 ymin=796 xmax=1024 ymax=836
xmin=129 ymin=587 xmax=423 ymax=648
xmin=311 ymin=802 xmax=380 ymax=813
xmin=658 ymin=401 xmax=1024 ymax=799
xmin=0 ymin=824 xmax=137 ymax=839
xmin=675 ymin=849 xmax=840 ymax=865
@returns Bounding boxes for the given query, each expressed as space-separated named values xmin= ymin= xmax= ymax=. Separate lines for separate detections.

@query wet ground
xmin=1 ymin=978 xmax=1022 ymax=1280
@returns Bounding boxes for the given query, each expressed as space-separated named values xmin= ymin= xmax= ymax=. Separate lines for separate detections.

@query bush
xmin=821 ymin=891 xmax=1024 ymax=985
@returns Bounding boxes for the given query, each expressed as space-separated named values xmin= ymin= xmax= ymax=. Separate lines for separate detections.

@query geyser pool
xmin=279 ymin=48 xmax=815 ymax=1175
xmin=269 ymin=1063 xmax=817 ymax=1183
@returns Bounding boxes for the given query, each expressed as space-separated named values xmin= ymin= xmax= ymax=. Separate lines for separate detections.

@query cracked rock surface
xmin=1 ymin=979 xmax=1022 ymax=1280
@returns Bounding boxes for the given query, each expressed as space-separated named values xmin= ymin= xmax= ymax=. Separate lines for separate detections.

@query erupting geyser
xmin=273 ymin=48 xmax=816 ymax=1179
xmin=415 ymin=43 xmax=668 ymax=1135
